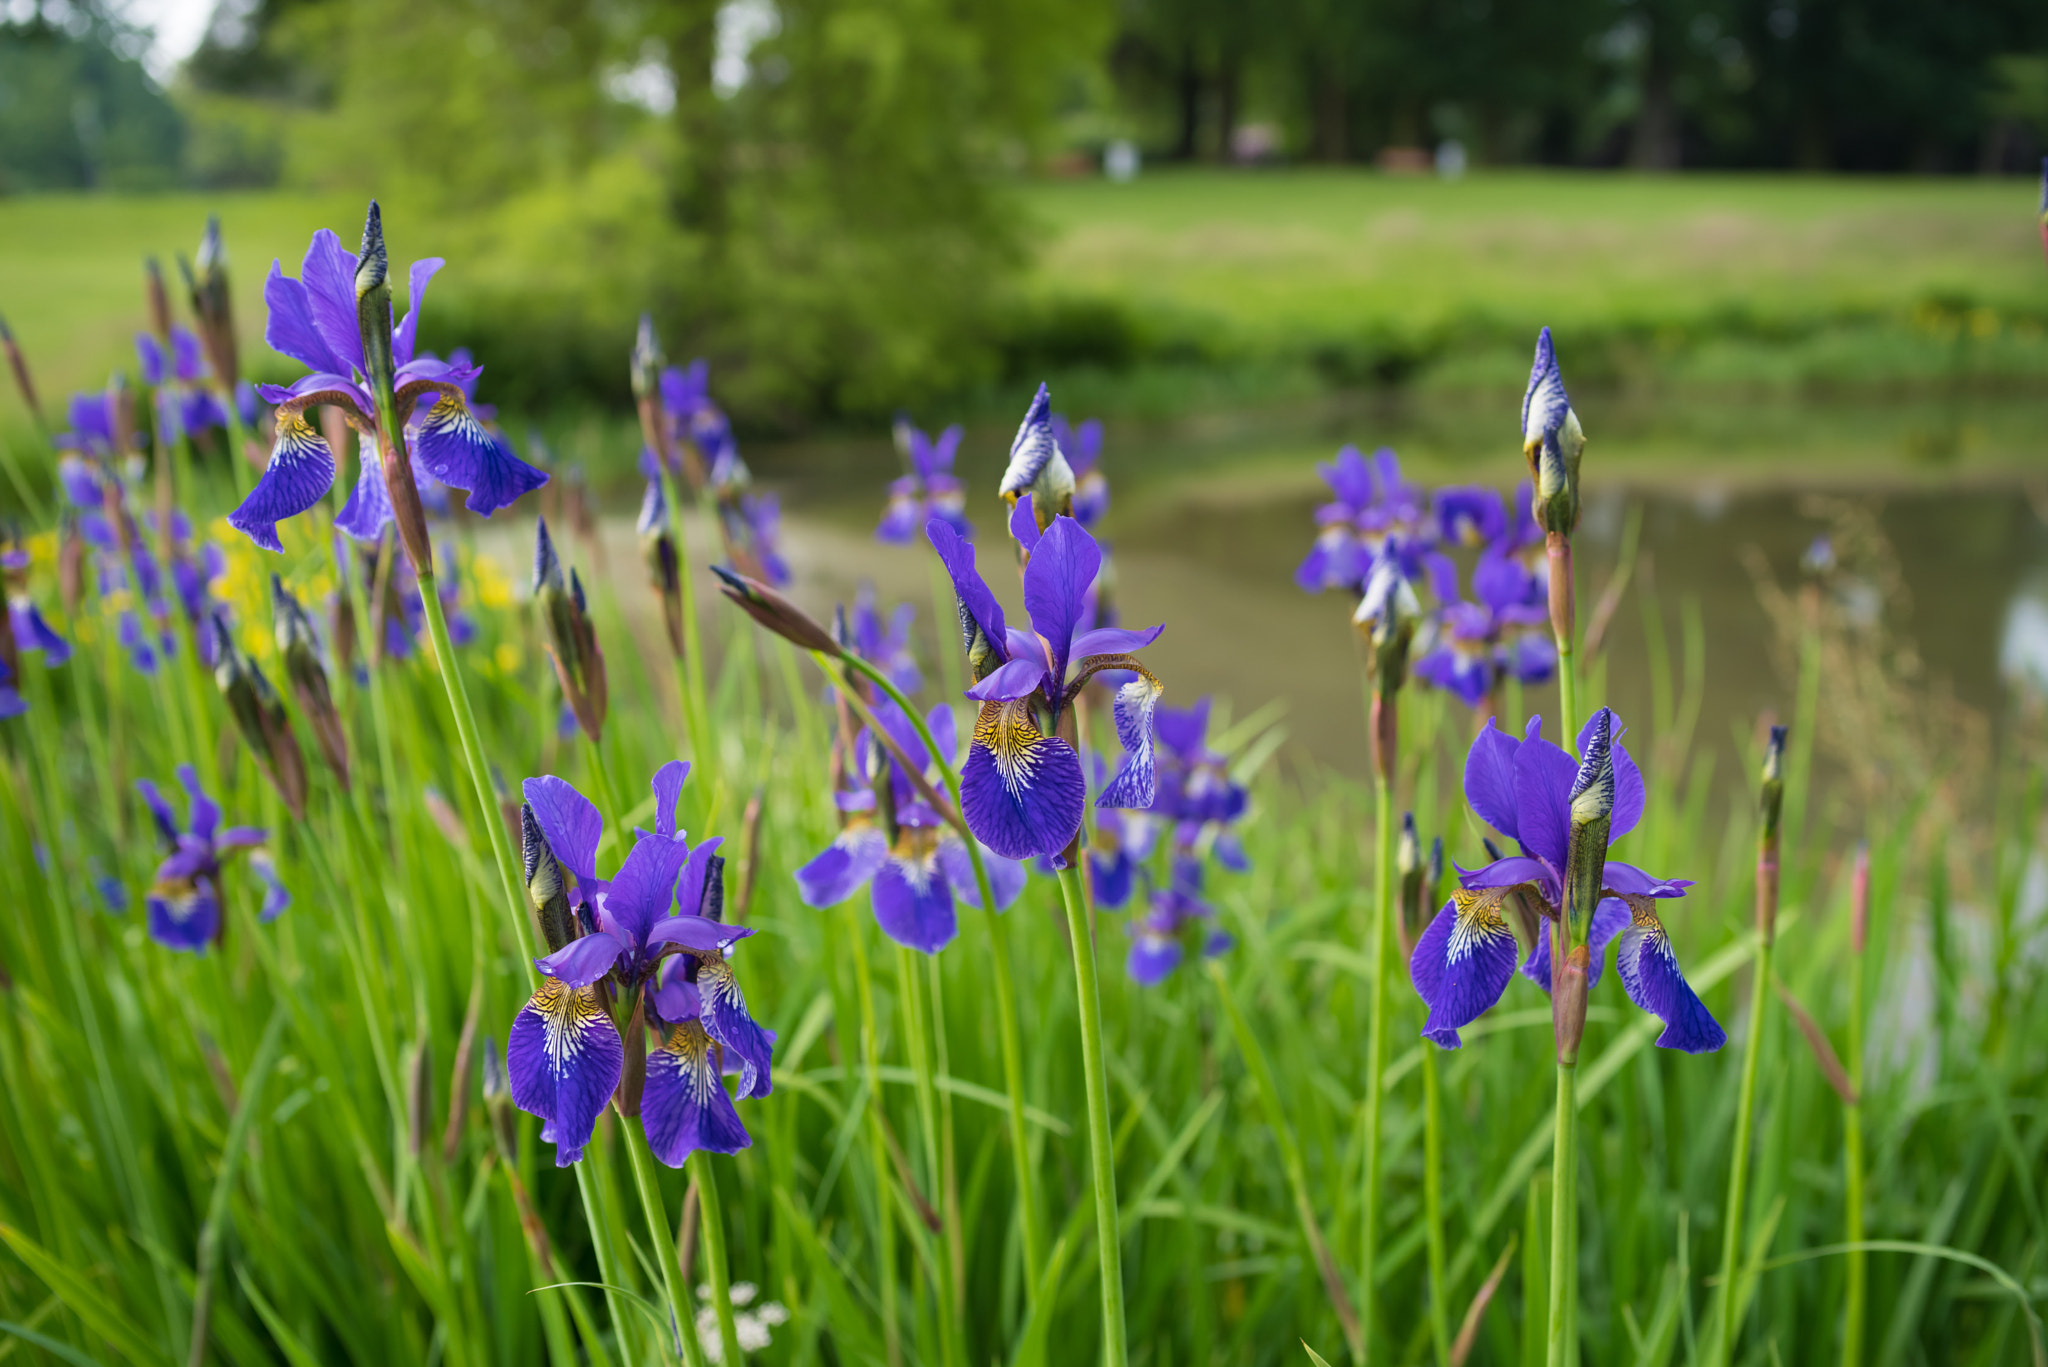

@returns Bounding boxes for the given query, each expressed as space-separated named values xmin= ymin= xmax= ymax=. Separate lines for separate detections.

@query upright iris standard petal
xmin=522 ymin=775 xmax=605 ymax=884
xmin=795 ymin=823 xmax=888 ymax=906
xmin=507 ymin=977 xmax=625 ymax=1165
xmin=961 ymin=698 xmax=1087 ymax=860
xmin=1612 ymin=896 xmax=1727 ymax=1053
xmin=1511 ymin=720 xmax=1578 ymax=871
xmin=642 ymin=1019 xmax=751 ymax=1167
xmin=873 ymin=848 xmax=958 ymax=954
xmin=299 ymin=230 xmax=367 ymax=378
xmin=410 ymin=393 xmax=547 ymax=516
xmin=600 ymin=830 xmax=691 ymax=949
xmin=229 ymin=412 xmax=335 ymax=552
xmin=1409 ymin=886 xmax=1522 ymax=1048
xmin=1020 ymin=517 xmax=1099 ymax=676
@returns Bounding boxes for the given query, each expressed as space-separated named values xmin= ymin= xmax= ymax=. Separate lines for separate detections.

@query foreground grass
xmin=0 ymin=431 xmax=2041 ymax=1367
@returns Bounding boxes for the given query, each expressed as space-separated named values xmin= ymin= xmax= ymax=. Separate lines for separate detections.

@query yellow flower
xmin=471 ymin=552 xmax=514 ymax=612
xmin=494 ymin=641 xmax=522 ymax=675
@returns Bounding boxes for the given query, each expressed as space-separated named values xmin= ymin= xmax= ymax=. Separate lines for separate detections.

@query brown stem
xmin=1545 ymin=532 xmax=1574 ymax=649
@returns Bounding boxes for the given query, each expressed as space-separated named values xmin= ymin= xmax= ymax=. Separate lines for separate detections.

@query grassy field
xmin=6 ymin=171 xmax=2048 ymax=428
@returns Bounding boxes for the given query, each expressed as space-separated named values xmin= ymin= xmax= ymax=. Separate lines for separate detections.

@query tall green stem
xmin=1716 ymin=934 xmax=1773 ymax=1367
xmin=1360 ymin=771 xmax=1395 ymax=1365
xmin=189 ymin=1006 xmax=290 ymax=1367
xmin=834 ymin=651 xmax=1046 ymax=1289
xmin=624 ymin=1122 xmax=698 ymax=1367
xmin=843 ymin=899 xmax=902 ymax=1367
xmin=1421 ymin=1046 xmax=1451 ymax=1367
xmin=1844 ymin=939 xmax=1866 ymax=1367
xmin=1546 ymin=1058 xmax=1577 ymax=1367
xmin=899 ymin=945 xmax=962 ymax=1367
xmin=689 ymin=1154 xmax=745 ymax=1367
xmin=1056 ymin=865 xmax=1128 ymax=1367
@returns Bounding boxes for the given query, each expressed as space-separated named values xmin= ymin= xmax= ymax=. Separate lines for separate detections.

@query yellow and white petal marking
xmin=975 ymin=698 xmax=1049 ymax=798
xmin=1447 ymin=887 xmax=1518 ymax=964
xmin=532 ymin=977 xmax=614 ymax=1076
xmin=659 ymin=1019 xmax=724 ymax=1103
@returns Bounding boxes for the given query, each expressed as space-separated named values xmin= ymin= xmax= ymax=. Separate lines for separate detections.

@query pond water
xmin=641 ymin=391 xmax=2048 ymax=791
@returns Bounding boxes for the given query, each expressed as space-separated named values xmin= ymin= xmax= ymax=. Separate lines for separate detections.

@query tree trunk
xmin=1176 ymin=45 xmax=1201 ymax=161
xmin=1628 ymin=46 xmax=1681 ymax=170
xmin=1313 ymin=69 xmax=1347 ymax=163
xmin=1215 ymin=55 xmax=1239 ymax=162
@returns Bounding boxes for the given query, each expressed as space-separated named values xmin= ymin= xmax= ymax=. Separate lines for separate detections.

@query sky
xmin=113 ymin=0 xmax=215 ymax=79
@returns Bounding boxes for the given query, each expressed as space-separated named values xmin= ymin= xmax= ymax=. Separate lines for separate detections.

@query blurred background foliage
xmin=3 ymin=0 xmax=2048 ymax=425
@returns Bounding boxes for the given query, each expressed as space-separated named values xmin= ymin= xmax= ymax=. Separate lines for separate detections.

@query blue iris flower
xmin=926 ymin=511 xmax=1164 ymax=861
xmin=1409 ymin=709 xmax=1725 ymax=1053
xmin=227 ymin=228 xmax=545 ymax=552
xmin=509 ymin=761 xmax=771 ymax=1167
xmin=1296 ymin=445 xmax=1440 ymax=596
xmin=135 ymin=764 xmax=287 ymax=952
xmin=1412 ymin=547 xmax=1556 ymax=709
xmin=881 ymin=418 xmax=972 ymax=544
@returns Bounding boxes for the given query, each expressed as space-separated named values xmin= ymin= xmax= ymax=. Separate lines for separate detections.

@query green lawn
xmin=5 ymin=171 xmax=2048 ymax=417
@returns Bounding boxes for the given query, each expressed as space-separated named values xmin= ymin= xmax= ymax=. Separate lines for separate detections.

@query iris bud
xmin=533 ymin=519 xmax=607 ymax=742
xmin=1563 ymin=707 xmax=1616 ymax=938
xmin=1397 ymin=811 xmax=1423 ymax=949
xmin=273 ymin=576 xmax=349 ymax=791
xmin=1354 ymin=552 xmax=1420 ymax=693
xmin=354 ymin=202 xmax=394 ymax=400
xmin=1553 ymin=942 xmax=1590 ymax=1065
xmin=999 ymin=383 xmax=1075 ymax=529
xmin=521 ymin=802 xmax=576 ymax=954
xmin=632 ymin=313 xmax=665 ymax=402
xmin=638 ymin=480 xmax=685 ymax=656
xmin=1521 ymin=328 xmax=1583 ymax=536
xmin=212 ymin=614 xmax=308 ymax=819
xmin=144 ymin=258 xmax=172 ymax=342
xmin=0 ymin=313 xmax=46 ymax=430
xmin=1757 ymin=723 xmax=1787 ymax=941
xmin=712 ymin=564 xmax=842 ymax=656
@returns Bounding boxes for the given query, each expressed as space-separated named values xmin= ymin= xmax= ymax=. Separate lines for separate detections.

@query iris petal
xmin=696 ymin=956 xmax=774 ymax=1098
xmin=1127 ymin=931 xmax=1183 ymax=986
xmin=1512 ymin=723 xmax=1577 ymax=871
xmin=794 ymin=824 xmax=888 ymax=907
xmin=507 ymin=977 xmax=625 ymax=1165
xmin=1613 ymin=897 xmax=1726 ymax=1053
xmin=146 ymin=882 xmax=219 ymax=953
xmin=935 ymin=831 xmax=1025 ymax=911
xmin=521 ymin=776 xmax=605 ymax=883
xmin=262 ymin=262 xmax=343 ymax=375
xmin=960 ymin=699 xmax=1086 ymax=860
xmin=1410 ymin=887 xmax=1521 ymax=1048
xmin=411 ymin=394 xmax=547 ymax=515
xmin=872 ymin=851 xmax=958 ymax=954
xmin=642 ymin=1020 xmax=751 ymax=1167
xmin=1099 ymin=675 xmax=1163 ymax=810
xmin=228 ymin=412 xmax=335 ymax=552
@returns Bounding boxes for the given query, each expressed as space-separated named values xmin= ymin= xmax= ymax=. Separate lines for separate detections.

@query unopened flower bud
xmin=713 ymin=564 xmax=841 ymax=656
xmin=184 ymin=216 xmax=238 ymax=392
xmin=213 ymin=614 xmax=308 ymax=818
xmin=533 ymin=519 xmax=607 ymax=742
xmin=354 ymin=202 xmax=395 ymax=402
xmin=273 ymin=577 xmax=348 ymax=791
xmin=1397 ymin=812 xmax=1423 ymax=952
xmin=1354 ymin=551 xmax=1420 ymax=693
xmin=521 ymin=802 xmax=577 ymax=954
xmin=1521 ymin=328 xmax=1583 ymax=536
xmin=999 ymin=383 xmax=1075 ymax=529
xmin=144 ymin=258 xmax=172 ymax=341
xmin=1757 ymin=723 xmax=1787 ymax=941
xmin=637 ymin=481 xmax=684 ymax=656
xmin=1563 ymin=707 xmax=1616 ymax=935
xmin=631 ymin=313 xmax=666 ymax=401
xmin=0 ymin=313 xmax=46 ymax=431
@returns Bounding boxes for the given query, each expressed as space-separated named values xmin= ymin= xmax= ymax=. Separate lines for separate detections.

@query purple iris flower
xmin=1409 ymin=710 xmax=1725 ymax=1053
xmin=927 ymin=510 xmax=1165 ymax=861
xmin=881 ymin=419 xmax=972 ymax=543
xmin=9 ymin=594 xmax=70 ymax=668
xmin=118 ymin=611 xmax=174 ymax=675
xmin=794 ymin=701 xmax=1027 ymax=952
xmin=56 ymin=392 xmax=133 ymax=460
xmin=1150 ymin=698 xmax=1250 ymax=861
xmin=136 ymin=764 xmax=286 ymax=952
xmin=137 ymin=328 xmax=231 ymax=441
xmin=1049 ymin=413 xmax=1108 ymax=529
xmin=227 ymin=230 xmax=545 ymax=552
xmin=1412 ymin=550 xmax=1555 ymax=709
xmin=509 ymin=761 xmax=771 ymax=1167
xmin=1296 ymin=445 xmax=1439 ymax=595
xmin=719 ymin=491 xmax=791 ymax=588
xmin=1128 ymin=856 xmax=1231 ymax=986
xmin=1435 ymin=486 xmax=1506 ymax=548
xmin=848 ymin=585 xmax=921 ymax=695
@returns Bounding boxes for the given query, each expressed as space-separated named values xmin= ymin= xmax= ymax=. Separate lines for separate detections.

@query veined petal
xmin=411 ymin=394 xmax=547 ymax=515
xmin=696 ymin=955 xmax=773 ymax=1098
xmin=925 ymin=519 xmax=1008 ymax=664
xmin=1021 ymin=515 xmax=1100 ymax=685
xmin=961 ymin=699 xmax=1086 ymax=860
xmin=1008 ymin=495 xmax=1041 ymax=554
xmin=604 ymin=832 xmax=690 ymax=948
xmin=645 ymin=914 xmax=755 ymax=956
xmin=672 ymin=836 xmax=725 ymax=919
xmin=651 ymin=760 xmax=690 ymax=838
xmin=1512 ymin=722 xmax=1577 ymax=872
xmin=507 ymin=978 xmax=624 ymax=1165
xmin=534 ymin=932 xmax=625 ymax=988
xmin=873 ymin=851 xmax=957 ymax=954
xmin=1410 ymin=887 xmax=1520 ymax=1049
xmin=391 ymin=258 xmax=445 ymax=370
xmin=228 ymin=411 xmax=335 ymax=552
xmin=300 ymin=230 xmax=367 ymax=379
xmin=522 ymin=776 xmax=604 ymax=883
xmin=1612 ymin=897 xmax=1726 ymax=1053
xmin=333 ymin=439 xmax=394 ymax=543
xmin=1099 ymin=674 xmax=1164 ymax=810
xmin=794 ymin=824 xmax=887 ymax=907
xmin=642 ymin=1020 xmax=751 ymax=1168
xmin=262 ymin=260 xmax=345 ymax=375
xmin=1603 ymin=862 xmax=1694 ymax=898
xmin=1072 ymin=624 xmax=1162 ymax=657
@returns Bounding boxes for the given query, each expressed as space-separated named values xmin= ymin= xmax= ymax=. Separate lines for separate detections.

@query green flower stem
xmin=831 ymin=650 xmax=1048 ymax=1292
xmin=1421 ymin=1044 xmax=1451 ymax=1367
xmin=925 ymin=953 xmax=967 ymax=1326
xmin=1546 ymin=1057 xmax=1578 ymax=1367
xmin=1716 ymin=933 xmax=1773 ymax=1367
xmin=1056 ymin=863 xmax=1128 ymax=1367
xmin=623 ymin=1120 xmax=701 ymax=1367
xmin=415 ymin=576 xmax=640 ymax=1356
xmin=1360 ymin=769 xmax=1395 ymax=1366
xmin=843 ymin=898 xmax=903 ymax=1367
xmin=898 ymin=945 xmax=963 ymax=1367
xmin=689 ymin=1153 xmax=745 ymax=1367
xmin=659 ymin=467 xmax=712 ymax=770
xmin=1844 ymin=931 xmax=1867 ymax=1367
